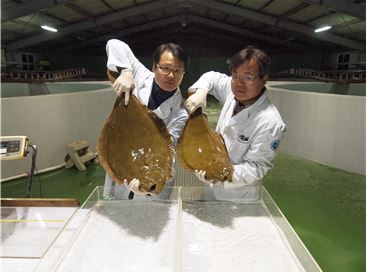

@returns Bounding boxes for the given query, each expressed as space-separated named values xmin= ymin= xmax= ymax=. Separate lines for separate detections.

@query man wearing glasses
xmin=185 ymin=46 xmax=287 ymax=201
xmin=104 ymin=39 xmax=189 ymax=199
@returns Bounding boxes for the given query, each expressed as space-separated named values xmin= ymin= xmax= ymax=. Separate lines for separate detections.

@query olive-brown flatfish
xmin=97 ymin=70 xmax=174 ymax=194
xmin=177 ymin=107 xmax=233 ymax=182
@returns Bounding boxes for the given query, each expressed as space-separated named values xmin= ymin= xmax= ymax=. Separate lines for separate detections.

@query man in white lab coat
xmin=185 ymin=46 xmax=286 ymax=201
xmin=104 ymin=39 xmax=189 ymax=199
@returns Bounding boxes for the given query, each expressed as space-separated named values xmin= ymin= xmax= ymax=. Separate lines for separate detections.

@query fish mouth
xmin=222 ymin=172 xmax=233 ymax=182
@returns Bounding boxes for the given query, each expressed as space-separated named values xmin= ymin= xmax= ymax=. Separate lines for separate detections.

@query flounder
xmin=97 ymin=70 xmax=174 ymax=194
xmin=177 ymin=107 xmax=233 ymax=182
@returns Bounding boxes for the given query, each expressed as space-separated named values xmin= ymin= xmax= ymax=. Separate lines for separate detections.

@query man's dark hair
xmin=152 ymin=43 xmax=189 ymax=70
xmin=229 ymin=46 xmax=271 ymax=77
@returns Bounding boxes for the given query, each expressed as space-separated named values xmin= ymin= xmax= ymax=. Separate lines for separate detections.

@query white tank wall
xmin=1 ymin=81 xmax=365 ymax=180
xmin=1 ymin=83 xmax=116 ymax=179
xmin=267 ymin=82 xmax=365 ymax=175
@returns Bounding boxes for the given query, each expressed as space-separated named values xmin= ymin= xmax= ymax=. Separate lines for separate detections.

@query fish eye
xmin=149 ymin=184 xmax=157 ymax=192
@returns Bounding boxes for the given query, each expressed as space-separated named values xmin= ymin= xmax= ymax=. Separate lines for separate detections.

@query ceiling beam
xmin=130 ymin=28 xmax=241 ymax=46
xmin=276 ymin=3 xmax=309 ymax=21
xmin=50 ymin=13 xmax=310 ymax=54
xmin=191 ymin=0 xmax=365 ymax=51
xmin=258 ymin=0 xmax=274 ymax=11
xmin=5 ymin=0 xmax=179 ymax=51
xmin=132 ymin=32 xmax=240 ymax=54
xmin=65 ymin=3 xmax=95 ymax=20
xmin=40 ymin=11 xmax=69 ymax=24
xmin=187 ymin=15 xmax=310 ymax=51
xmin=1 ymin=0 xmax=74 ymax=22
xmin=301 ymin=0 xmax=365 ymax=20
xmin=333 ymin=18 xmax=363 ymax=30
xmin=50 ymin=16 xmax=181 ymax=53
xmin=303 ymin=9 xmax=336 ymax=24
xmin=99 ymin=0 xmax=116 ymax=12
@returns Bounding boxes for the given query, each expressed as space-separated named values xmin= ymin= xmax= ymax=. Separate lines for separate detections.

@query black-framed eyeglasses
xmin=156 ymin=64 xmax=185 ymax=76
xmin=231 ymin=73 xmax=259 ymax=82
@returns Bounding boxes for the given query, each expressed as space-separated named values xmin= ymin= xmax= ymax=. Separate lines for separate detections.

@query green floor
xmin=264 ymin=153 xmax=365 ymax=272
xmin=1 ymin=152 xmax=365 ymax=272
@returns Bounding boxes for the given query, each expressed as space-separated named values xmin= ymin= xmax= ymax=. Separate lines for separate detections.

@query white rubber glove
xmin=184 ymin=88 xmax=208 ymax=114
xmin=195 ymin=170 xmax=217 ymax=188
xmin=112 ymin=69 xmax=135 ymax=105
xmin=124 ymin=178 xmax=149 ymax=196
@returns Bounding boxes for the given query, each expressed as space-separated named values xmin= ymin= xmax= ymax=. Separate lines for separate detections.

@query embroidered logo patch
xmin=270 ymin=139 xmax=280 ymax=151
xmin=237 ymin=134 xmax=250 ymax=143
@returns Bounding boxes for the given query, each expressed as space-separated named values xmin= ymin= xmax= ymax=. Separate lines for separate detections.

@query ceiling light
xmin=314 ymin=26 xmax=331 ymax=33
xmin=41 ymin=25 xmax=58 ymax=32
xmin=180 ymin=12 xmax=188 ymax=27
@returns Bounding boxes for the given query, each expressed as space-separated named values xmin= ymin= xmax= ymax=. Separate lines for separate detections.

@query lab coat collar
xmin=153 ymin=87 xmax=182 ymax=120
xmin=230 ymin=88 xmax=268 ymax=125
xmin=138 ymin=75 xmax=181 ymax=120
xmin=138 ymin=75 xmax=155 ymax=105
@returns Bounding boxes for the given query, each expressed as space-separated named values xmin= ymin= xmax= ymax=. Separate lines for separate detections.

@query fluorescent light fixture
xmin=314 ymin=26 xmax=331 ymax=33
xmin=41 ymin=25 xmax=58 ymax=32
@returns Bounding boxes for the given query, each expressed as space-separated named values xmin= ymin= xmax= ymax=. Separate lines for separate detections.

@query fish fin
xmin=176 ymin=108 xmax=205 ymax=172
xmin=97 ymin=123 xmax=124 ymax=184
xmin=107 ymin=69 xmax=120 ymax=83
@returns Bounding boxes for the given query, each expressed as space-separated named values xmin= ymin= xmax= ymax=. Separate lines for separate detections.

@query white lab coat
xmin=103 ymin=39 xmax=188 ymax=199
xmin=190 ymin=71 xmax=287 ymax=201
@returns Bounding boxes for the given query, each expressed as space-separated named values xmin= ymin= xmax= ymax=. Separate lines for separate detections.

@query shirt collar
xmin=232 ymin=87 xmax=266 ymax=117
